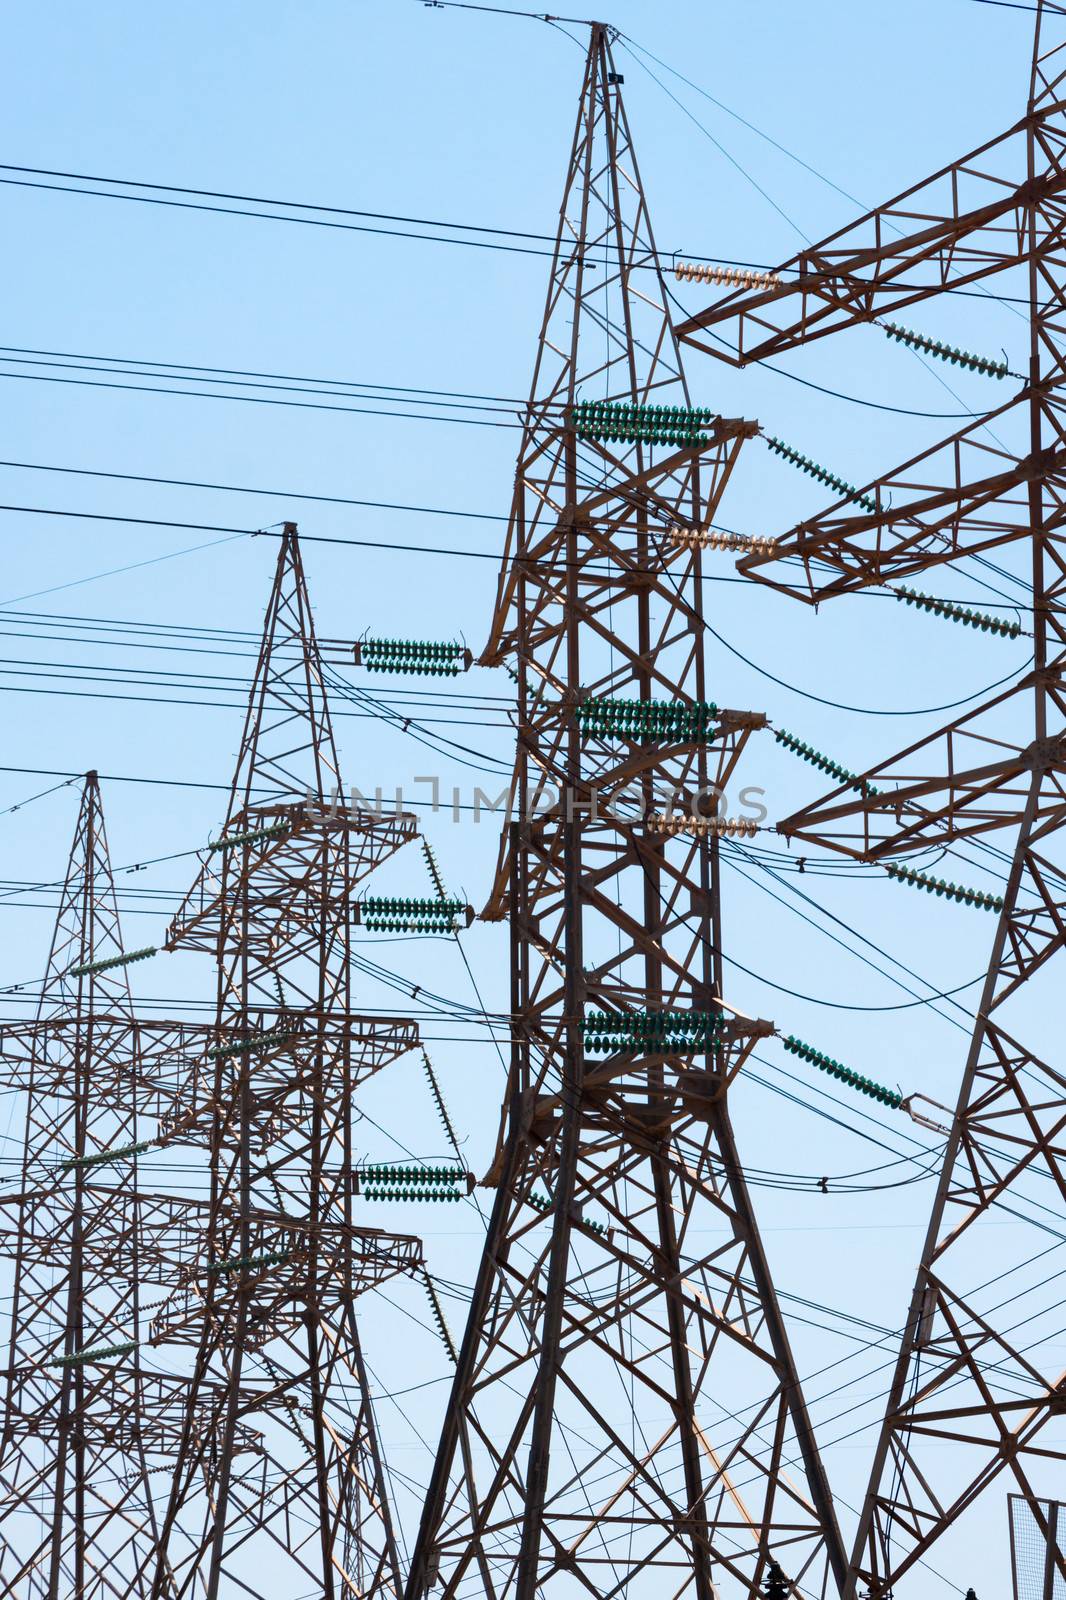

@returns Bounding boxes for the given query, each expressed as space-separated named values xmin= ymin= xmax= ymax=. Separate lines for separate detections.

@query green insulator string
xmin=208 ymin=821 xmax=290 ymax=853
xmin=205 ymin=1249 xmax=291 ymax=1276
xmin=362 ymin=1188 xmax=465 ymax=1202
xmin=422 ymin=1269 xmax=458 ymax=1364
xmin=774 ymin=728 xmax=879 ymax=797
xmin=576 ymin=696 xmax=719 ymax=744
xmin=207 ymin=1030 xmax=296 ymax=1061
xmin=422 ymin=1051 xmax=462 ymax=1159
xmin=568 ymin=400 xmax=717 ymax=449
xmin=50 ymin=1341 xmax=138 ymax=1368
xmin=783 ymin=1034 xmax=903 ymax=1109
xmin=67 ymin=945 xmax=157 ymax=978
xmin=580 ymin=1010 xmax=724 ymax=1056
xmin=894 ymin=587 xmax=1023 ymax=640
xmin=359 ymin=895 xmax=467 ymax=934
xmin=421 ymin=838 xmax=450 ymax=902
xmin=524 ymin=1188 xmax=607 ymax=1237
xmin=881 ymin=320 xmax=1015 ymax=380
xmin=764 ymin=435 xmax=877 ymax=514
xmin=60 ymin=1139 xmax=155 ymax=1173
xmin=505 ymin=661 xmax=548 ymax=706
xmin=885 ymin=861 xmax=1004 ymax=913
xmin=360 ymin=637 xmax=469 ymax=677
xmin=361 ymin=1163 xmax=467 ymax=1202
xmin=362 ymin=1164 xmax=466 ymax=1185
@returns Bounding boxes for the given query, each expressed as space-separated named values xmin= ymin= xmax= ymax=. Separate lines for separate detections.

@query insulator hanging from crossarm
xmin=421 ymin=837 xmax=450 ymax=902
xmin=884 ymin=860 xmax=1004 ymax=912
xmin=764 ymin=434 xmax=877 ymax=513
xmin=357 ymin=1163 xmax=473 ymax=1201
xmin=67 ymin=944 xmax=157 ymax=978
xmin=422 ymin=1050 xmax=462 ymax=1160
xmin=894 ymin=586 xmax=1024 ymax=639
xmin=580 ymin=1009 xmax=726 ymax=1056
xmin=59 ymin=1138 xmax=156 ymax=1173
xmin=881 ymin=319 xmax=1015 ymax=379
xmin=208 ymin=820 xmax=290 ymax=853
xmin=205 ymin=1249 xmax=291 ymax=1277
xmin=524 ymin=1188 xmax=608 ymax=1238
xmin=781 ymin=1033 xmax=950 ymax=1132
xmin=774 ymin=727 xmax=879 ymax=796
xmin=206 ymin=1029 xmax=296 ymax=1061
xmin=422 ymin=1269 xmax=459 ymax=1364
xmin=50 ymin=1341 xmax=137 ymax=1369
xmin=783 ymin=1034 xmax=903 ymax=1108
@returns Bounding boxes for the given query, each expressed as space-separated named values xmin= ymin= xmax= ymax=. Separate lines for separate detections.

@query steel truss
xmin=0 ymin=773 xmax=198 ymax=1599
xmin=0 ymin=526 xmax=426 ymax=1598
xmin=140 ymin=525 xmax=423 ymax=1600
xmin=405 ymin=28 xmax=848 ymax=1600
xmin=677 ymin=5 xmax=1066 ymax=1596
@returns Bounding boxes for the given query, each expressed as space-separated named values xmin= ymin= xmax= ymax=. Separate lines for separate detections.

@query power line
xmin=0 ymin=759 xmax=498 ymax=813
xmin=0 ymin=499 xmax=775 ymax=590
xmin=0 ymin=345 xmax=530 ymax=412
xmin=0 ymin=160 xmax=742 ymax=271
xmin=0 ymin=345 xmax=528 ymax=409
xmin=0 ymin=457 xmax=1035 ymax=610
xmin=0 ymin=458 xmax=507 ymax=521
xmin=0 ymin=365 xmax=525 ymax=430
xmin=0 ymin=157 xmax=1033 ymax=306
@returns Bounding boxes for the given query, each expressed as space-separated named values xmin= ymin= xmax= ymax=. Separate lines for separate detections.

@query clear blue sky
xmin=0 ymin=1 xmax=1053 ymax=1593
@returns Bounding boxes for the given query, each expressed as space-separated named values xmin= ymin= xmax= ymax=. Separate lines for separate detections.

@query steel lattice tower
xmin=405 ymin=28 xmax=848 ymax=1600
xmin=142 ymin=525 xmax=423 ymax=1600
xmin=0 ymin=774 xmax=172 ymax=1598
xmin=677 ymin=4 xmax=1066 ymax=1594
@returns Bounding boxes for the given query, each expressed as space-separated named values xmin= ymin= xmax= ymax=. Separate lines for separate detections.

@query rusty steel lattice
xmin=141 ymin=525 xmax=423 ymax=1599
xmin=677 ymin=4 xmax=1066 ymax=1597
xmin=0 ymin=528 xmax=427 ymax=1599
xmin=0 ymin=773 xmax=218 ymax=1597
xmin=405 ymin=26 xmax=847 ymax=1600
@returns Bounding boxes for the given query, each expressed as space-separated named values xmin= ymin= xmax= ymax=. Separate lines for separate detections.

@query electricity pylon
xmin=677 ymin=5 xmax=1066 ymax=1595
xmin=405 ymin=28 xmax=848 ymax=1600
xmin=0 ymin=773 xmax=189 ymax=1598
xmin=143 ymin=525 xmax=422 ymax=1600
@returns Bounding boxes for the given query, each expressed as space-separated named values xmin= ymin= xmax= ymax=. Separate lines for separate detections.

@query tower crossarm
xmin=165 ymin=799 xmax=417 ymax=957
xmin=773 ymin=675 xmax=1066 ymax=858
xmin=483 ymin=417 xmax=756 ymax=670
xmin=734 ymin=388 xmax=1066 ymax=604
xmin=676 ymin=114 xmax=1062 ymax=364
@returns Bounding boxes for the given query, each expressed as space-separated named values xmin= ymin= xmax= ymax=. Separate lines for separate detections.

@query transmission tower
xmin=142 ymin=524 xmax=423 ymax=1600
xmin=0 ymin=773 xmax=215 ymax=1598
xmin=677 ymin=4 xmax=1066 ymax=1594
xmin=405 ymin=27 xmax=848 ymax=1600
